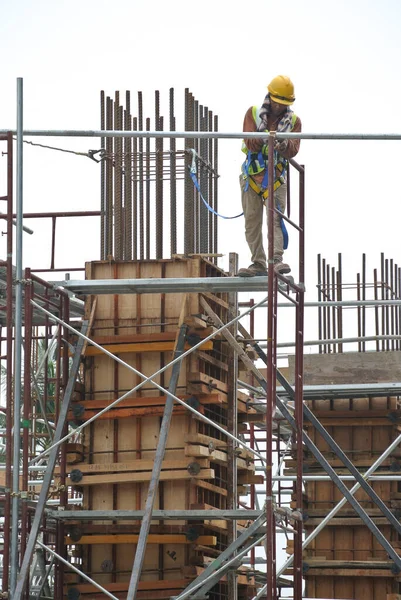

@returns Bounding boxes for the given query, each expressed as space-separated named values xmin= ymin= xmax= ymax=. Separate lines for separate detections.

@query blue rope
xmin=189 ymin=150 xmax=243 ymax=220
xmin=276 ymin=202 xmax=289 ymax=250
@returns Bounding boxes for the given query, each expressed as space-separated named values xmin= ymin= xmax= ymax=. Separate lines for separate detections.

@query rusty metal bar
xmin=13 ymin=320 xmax=89 ymax=600
xmin=133 ymin=115 xmax=138 ymax=260
xmin=184 ymin=89 xmax=194 ymax=254
xmin=145 ymin=117 xmax=151 ymax=259
xmin=155 ymin=91 xmax=163 ymax=259
xmin=124 ymin=91 xmax=132 ymax=260
xmin=337 ymin=253 xmax=343 ymax=353
xmin=138 ymin=92 xmax=144 ymax=260
xmin=3 ymin=131 xmax=13 ymax=593
xmin=114 ymin=92 xmax=122 ymax=260
xmin=213 ymin=114 xmax=218 ymax=258
xmin=106 ymin=95 xmax=113 ymax=258
xmin=100 ymin=90 xmax=106 ymax=259
xmin=169 ymin=88 xmax=177 ymax=256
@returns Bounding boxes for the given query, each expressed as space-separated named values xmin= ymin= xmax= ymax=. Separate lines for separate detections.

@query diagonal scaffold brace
xmin=13 ymin=320 xmax=90 ymax=600
xmin=126 ymin=321 xmax=188 ymax=600
xmin=236 ymin=324 xmax=401 ymax=572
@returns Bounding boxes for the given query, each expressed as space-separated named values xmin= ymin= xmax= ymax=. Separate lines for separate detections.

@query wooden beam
xmin=55 ymin=458 xmax=210 ymax=475
xmin=84 ymin=339 xmax=213 ymax=356
xmin=66 ymin=578 xmax=189 ymax=593
xmin=65 ymin=534 xmax=217 ymax=545
xmin=68 ymin=468 xmax=215 ymax=487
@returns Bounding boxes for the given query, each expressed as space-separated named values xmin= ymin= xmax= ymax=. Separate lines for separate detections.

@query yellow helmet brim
xmin=269 ymin=93 xmax=295 ymax=106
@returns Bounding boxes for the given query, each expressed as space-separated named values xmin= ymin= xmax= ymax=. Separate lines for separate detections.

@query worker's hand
xmin=274 ymin=139 xmax=288 ymax=154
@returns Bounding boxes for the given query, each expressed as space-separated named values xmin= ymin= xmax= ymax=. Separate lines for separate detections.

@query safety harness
xmin=241 ymin=105 xmax=297 ymax=197
xmin=241 ymin=106 xmax=297 ymax=249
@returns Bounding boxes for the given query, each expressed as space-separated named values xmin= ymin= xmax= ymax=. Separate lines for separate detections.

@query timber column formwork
xmin=64 ymin=256 xmax=258 ymax=599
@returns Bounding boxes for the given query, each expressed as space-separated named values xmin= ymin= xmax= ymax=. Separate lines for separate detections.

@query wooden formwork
xmin=287 ymin=353 xmax=401 ymax=600
xmin=63 ymin=257 xmax=258 ymax=599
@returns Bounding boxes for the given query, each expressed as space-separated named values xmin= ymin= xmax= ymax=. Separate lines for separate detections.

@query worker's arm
xmin=276 ymin=116 xmax=302 ymax=159
xmin=243 ymin=107 xmax=264 ymax=153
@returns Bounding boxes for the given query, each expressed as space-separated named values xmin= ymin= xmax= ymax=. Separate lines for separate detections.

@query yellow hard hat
xmin=267 ymin=75 xmax=295 ymax=105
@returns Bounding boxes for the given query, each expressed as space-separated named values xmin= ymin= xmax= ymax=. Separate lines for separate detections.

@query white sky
xmin=1 ymin=0 xmax=401 ymax=349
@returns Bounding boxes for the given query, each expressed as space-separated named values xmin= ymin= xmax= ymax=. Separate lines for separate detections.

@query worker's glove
xmin=274 ymin=139 xmax=288 ymax=154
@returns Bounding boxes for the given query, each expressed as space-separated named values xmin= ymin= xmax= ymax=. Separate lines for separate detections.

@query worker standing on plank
xmin=237 ymin=75 xmax=302 ymax=277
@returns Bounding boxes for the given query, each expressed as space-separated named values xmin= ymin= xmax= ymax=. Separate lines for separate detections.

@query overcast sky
xmin=1 ymin=0 xmax=401 ymax=348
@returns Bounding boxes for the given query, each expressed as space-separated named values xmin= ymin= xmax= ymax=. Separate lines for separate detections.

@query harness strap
xmin=246 ymin=174 xmax=282 ymax=199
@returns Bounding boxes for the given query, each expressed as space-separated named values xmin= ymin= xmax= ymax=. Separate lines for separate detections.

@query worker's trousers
xmin=240 ymin=175 xmax=287 ymax=270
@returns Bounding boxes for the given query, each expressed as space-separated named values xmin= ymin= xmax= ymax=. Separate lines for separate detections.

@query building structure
xmin=0 ymin=81 xmax=400 ymax=600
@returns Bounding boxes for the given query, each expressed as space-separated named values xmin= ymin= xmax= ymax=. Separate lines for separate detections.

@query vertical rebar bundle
xmin=317 ymin=252 xmax=401 ymax=352
xmin=100 ymin=88 xmax=219 ymax=261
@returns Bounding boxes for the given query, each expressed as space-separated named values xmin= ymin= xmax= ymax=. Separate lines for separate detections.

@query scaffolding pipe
xmin=127 ymin=325 xmax=187 ymax=600
xmin=253 ymin=429 xmax=401 ymax=600
xmin=36 ymin=542 xmax=119 ymax=600
xmin=29 ymin=298 xmax=267 ymax=464
xmin=1 ymin=128 xmax=401 ymax=141
xmin=277 ymin=429 xmax=401 ymax=575
xmin=10 ymin=76 xmax=24 ymax=596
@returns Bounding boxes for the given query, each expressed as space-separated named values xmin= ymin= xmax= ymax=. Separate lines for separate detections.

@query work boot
xmin=237 ymin=263 xmax=268 ymax=277
xmin=274 ymin=259 xmax=291 ymax=275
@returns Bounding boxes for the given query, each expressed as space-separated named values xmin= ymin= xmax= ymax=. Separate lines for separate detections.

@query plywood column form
xmin=64 ymin=257 xmax=258 ymax=600
xmin=287 ymin=352 xmax=401 ymax=600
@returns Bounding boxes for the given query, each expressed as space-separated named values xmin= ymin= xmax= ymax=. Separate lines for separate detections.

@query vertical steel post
xmin=293 ymin=165 xmax=305 ymax=600
xmin=100 ymin=91 xmax=106 ymax=259
xmin=265 ymin=132 xmax=276 ymax=600
xmin=11 ymin=76 xmax=24 ymax=596
xmin=13 ymin=320 xmax=89 ymax=600
xmin=227 ymin=252 xmax=238 ymax=600
xmin=3 ymin=131 xmax=13 ymax=594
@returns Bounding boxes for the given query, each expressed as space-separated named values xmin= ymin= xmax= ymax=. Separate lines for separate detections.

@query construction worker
xmin=237 ymin=75 xmax=302 ymax=277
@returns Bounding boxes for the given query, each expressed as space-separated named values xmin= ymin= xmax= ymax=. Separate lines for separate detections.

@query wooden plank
xmin=305 ymin=560 xmax=394 ymax=568
xmin=306 ymin=418 xmax=396 ymax=426
xmin=310 ymin=410 xmax=401 ymax=419
xmin=66 ymin=534 xmax=217 ymax=545
xmin=71 ymin=392 xmax=223 ymax=411
xmin=201 ymin=291 xmax=229 ymax=309
xmin=302 ymin=568 xmax=395 ymax=577
xmin=92 ymin=332 xmax=182 ymax=345
xmin=85 ymin=339 xmax=213 ymax=356
xmin=184 ymin=432 xmax=227 ymax=447
xmin=237 ymin=473 xmax=264 ymax=485
xmin=70 ymin=405 xmax=197 ymax=421
xmin=187 ymin=372 xmax=228 ymax=393
xmin=68 ymin=468 xmax=215 ymax=486
xmin=56 ymin=458 xmax=210 ymax=475
xmin=194 ymin=479 xmax=228 ymax=496
xmin=184 ymin=315 xmax=208 ymax=329
xmin=184 ymin=445 xmax=252 ymax=470
xmin=66 ymin=578 xmax=190 ymax=593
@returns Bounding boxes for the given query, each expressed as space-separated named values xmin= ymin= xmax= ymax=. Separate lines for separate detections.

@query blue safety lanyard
xmin=189 ymin=150 xmax=243 ymax=220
